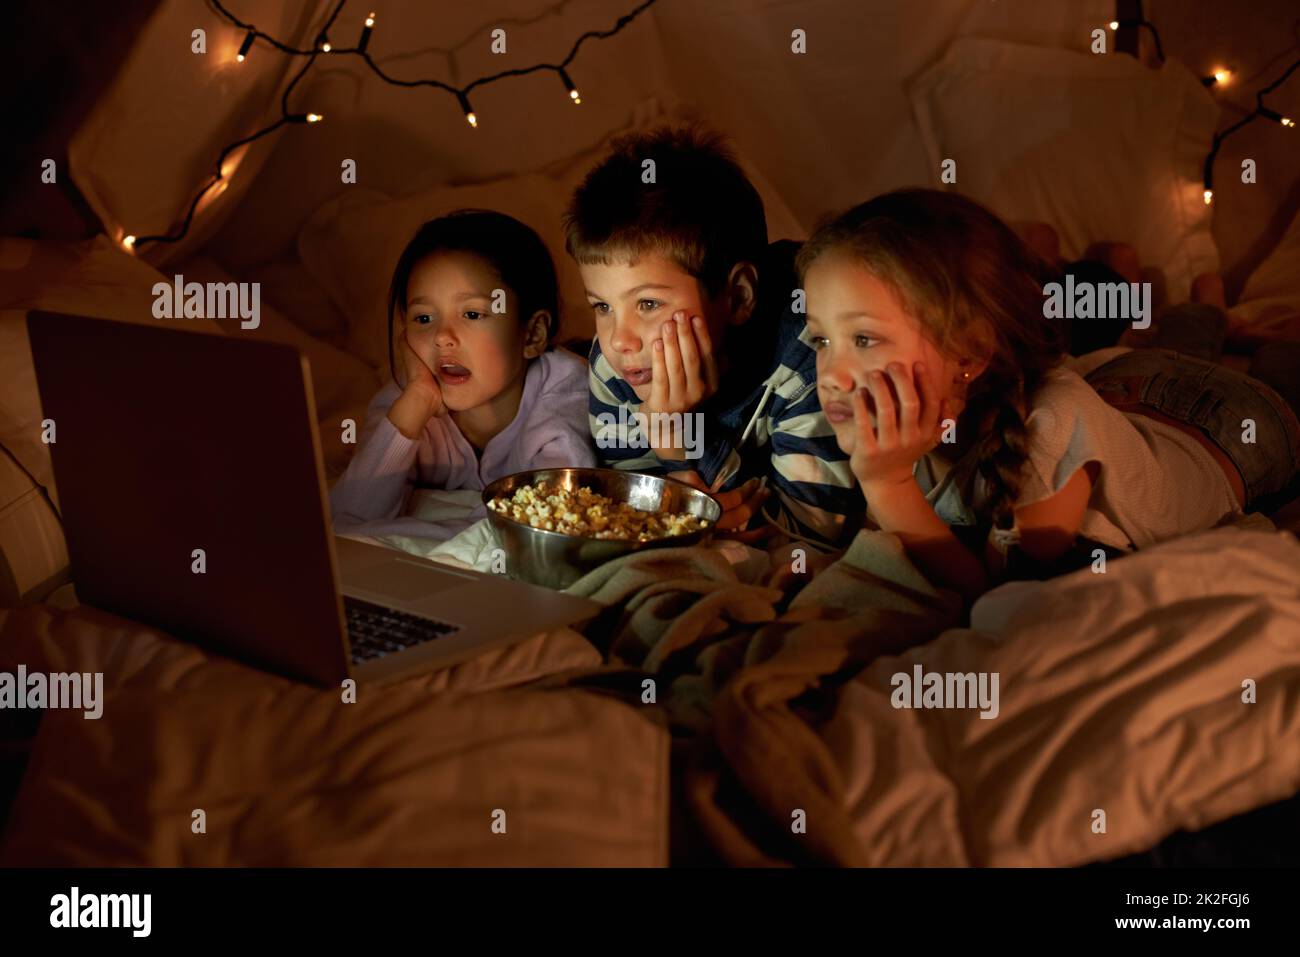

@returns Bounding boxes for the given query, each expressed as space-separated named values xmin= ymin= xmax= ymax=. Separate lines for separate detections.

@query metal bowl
xmin=482 ymin=467 xmax=722 ymax=590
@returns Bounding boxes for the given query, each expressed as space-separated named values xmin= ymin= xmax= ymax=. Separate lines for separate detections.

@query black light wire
xmin=129 ymin=0 xmax=659 ymax=250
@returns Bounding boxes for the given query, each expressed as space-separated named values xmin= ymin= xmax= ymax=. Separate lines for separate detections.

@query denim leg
xmin=1085 ymin=349 xmax=1300 ymax=506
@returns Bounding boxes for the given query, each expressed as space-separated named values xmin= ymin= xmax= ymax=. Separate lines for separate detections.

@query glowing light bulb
xmin=123 ymin=234 xmax=136 ymax=250
xmin=306 ymin=113 xmax=323 ymax=123
xmin=1260 ymin=107 xmax=1294 ymax=128
xmin=1108 ymin=20 xmax=1119 ymax=30
xmin=365 ymin=13 xmax=375 ymax=27
xmin=559 ymin=69 xmax=581 ymax=106
xmin=458 ymin=92 xmax=477 ymax=128
xmin=1214 ymin=69 xmax=1231 ymax=84
xmin=359 ymin=13 xmax=376 ymax=52
xmin=1203 ymin=189 xmax=1213 ymax=206
xmin=237 ymin=31 xmax=254 ymax=62
xmin=322 ymin=41 xmax=331 ymax=52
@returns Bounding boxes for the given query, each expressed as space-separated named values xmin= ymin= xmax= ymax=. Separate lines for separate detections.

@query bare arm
xmin=1011 ymin=462 xmax=1097 ymax=562
xmin=862 ymin=474 xmax=989 ymax=602
xmin=867 ymin=458 xmax=1097 ymax=599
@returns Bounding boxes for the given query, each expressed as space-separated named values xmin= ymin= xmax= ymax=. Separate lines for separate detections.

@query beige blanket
xmin=4 ymin=523 xmax=1298 ymax=867
xmin=0 ymin=604 xmax=667 ymax=866
xmin=561 ymin=530 xmax=963 ymax=865
xmin=560 ymin=523 xmax=1300 ymax=867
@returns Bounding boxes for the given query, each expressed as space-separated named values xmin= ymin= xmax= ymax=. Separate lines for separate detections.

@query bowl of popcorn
xmin=482 ymin=467 xmax=722 ymax=590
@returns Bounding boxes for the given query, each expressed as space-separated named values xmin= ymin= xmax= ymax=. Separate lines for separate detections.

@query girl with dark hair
xmin=330 ymin=209 xmax=594 ymax=532
xmin=796 ymin=188 xmax=1300 ymax=601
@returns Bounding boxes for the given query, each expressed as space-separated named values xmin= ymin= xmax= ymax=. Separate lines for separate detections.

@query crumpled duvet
xmin=830 ymin=523 xmax=1300 ymax=866
xmin=0 ymin=601 xmax=668 ymax=866
xmin=3 ymin=521 xmax=1297 ymax=868
xmin=557 ymin=523 xmax=1300 ymax=867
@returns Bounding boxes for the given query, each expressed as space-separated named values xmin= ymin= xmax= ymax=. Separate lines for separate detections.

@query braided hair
xmin=796 ymin=188 xmax=1064 ymax=534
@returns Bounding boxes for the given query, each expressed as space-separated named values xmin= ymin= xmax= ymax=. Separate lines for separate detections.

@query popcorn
xmin=488 ymin=481 xmax=708 ymax=541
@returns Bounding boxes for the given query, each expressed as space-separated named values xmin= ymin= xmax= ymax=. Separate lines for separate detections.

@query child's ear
xmin=957 ymin=325 xmax=995 ymax=383
xmin=723 ymin=261 xmax=759 ymax=326
xmin=522 ymin=309 xmax=551 ymax=358
xmin=959 ymin=354 xmax=991 ymax=383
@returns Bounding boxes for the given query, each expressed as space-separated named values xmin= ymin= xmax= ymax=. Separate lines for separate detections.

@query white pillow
xmin=1232 ymin=201 xmax=1300 ymax=333
xmin=909 ymin=37 xmax=1220 ymax=302
xmin=244 ymin=256 xmax=350 ymax=341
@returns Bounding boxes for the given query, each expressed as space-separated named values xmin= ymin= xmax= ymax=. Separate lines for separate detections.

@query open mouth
xmin=437 ymin=362 xmax=472 ymax=386
xmin=622 ymin=367 xmax=652 ymax=386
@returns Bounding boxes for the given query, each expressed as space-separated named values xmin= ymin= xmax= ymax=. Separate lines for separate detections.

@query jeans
xmin=1085 ymin=348 xmax=1300 ymax=510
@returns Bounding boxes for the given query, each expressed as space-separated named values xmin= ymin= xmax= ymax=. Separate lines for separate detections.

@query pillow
xmin=244 ymin=255 xmax=350 ymax=341
xmin=0 ymin=236 xmax=225 ymax=605
xmin=1231 ymin=200 xmax=1300 ymax=336
xmin=909 ymin=37 xmax=1221 ymax=302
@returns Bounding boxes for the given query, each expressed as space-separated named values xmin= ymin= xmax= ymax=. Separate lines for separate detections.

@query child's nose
xmin=610 ymin=314 xmax=641 ymax=353
xmin=820 ymin=353 xmax=858 ymax=393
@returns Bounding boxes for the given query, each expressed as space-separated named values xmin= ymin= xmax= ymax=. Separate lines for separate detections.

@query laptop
xmin=25 ymin=312 xmax=603 ymax=687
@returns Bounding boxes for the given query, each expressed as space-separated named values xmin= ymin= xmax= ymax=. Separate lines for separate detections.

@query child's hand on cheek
xmin=849 ymin=361 xmax=946 ymax=495
xmin=645 ymin=313 xmax=719 ymax=458
xmin=388 ymin=324 xmax=446 ymax=440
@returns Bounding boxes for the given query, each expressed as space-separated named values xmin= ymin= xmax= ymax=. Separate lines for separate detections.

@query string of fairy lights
xmin=120 ymin=2 xmax=1292 ymax=249
xmin=1201 ymin=57 xmax=1299 ymax=205
xmin=1106 ymin=16 xmax=1298 ymax=206
xmin=124 ymin=0 xmax=658 ymax=251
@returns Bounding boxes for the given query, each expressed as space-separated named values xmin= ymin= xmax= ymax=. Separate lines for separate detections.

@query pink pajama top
xmin=329 ymin=348 xmax=595 ymax=538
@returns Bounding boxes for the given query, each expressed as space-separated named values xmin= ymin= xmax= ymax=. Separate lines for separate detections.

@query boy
xmin=563 ymin=124 xmax=861 ymax=545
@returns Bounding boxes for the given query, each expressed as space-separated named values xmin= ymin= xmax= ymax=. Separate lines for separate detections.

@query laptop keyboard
xmin=344 ymin=596 xmax=460 ymax=664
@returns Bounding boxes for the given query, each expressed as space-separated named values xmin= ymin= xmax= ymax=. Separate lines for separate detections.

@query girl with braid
xmin=796 ymin=189 xmax=1300 ymax=602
